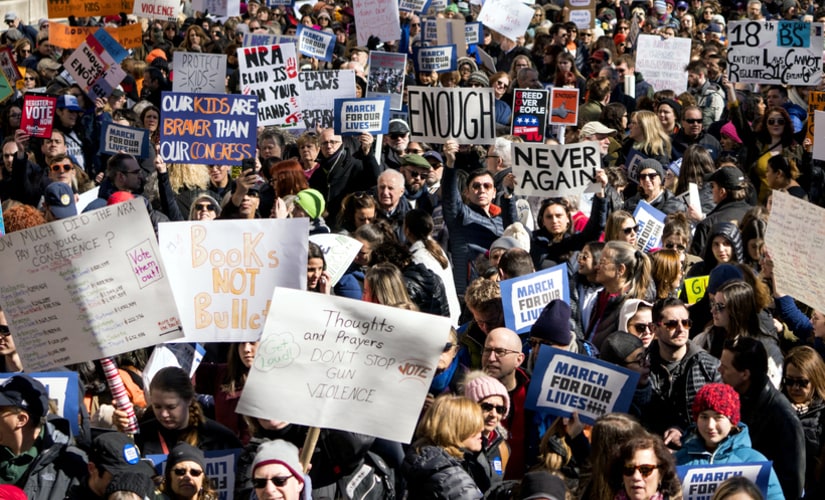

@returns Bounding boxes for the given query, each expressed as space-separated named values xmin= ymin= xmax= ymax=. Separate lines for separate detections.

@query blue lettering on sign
xmin=777 ymin=21 xmax=810 ymax=47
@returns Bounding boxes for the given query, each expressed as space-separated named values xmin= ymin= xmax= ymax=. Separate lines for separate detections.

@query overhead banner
xmin=500 ymin=264 xmax=569 ymax=334
xmin=635 ymin=34 xmax=692 ymax=93
xmin=49 ymin=24 xmax=144 ymax=50
xmin=0 ymin=372 xmax=80 ymax=436
xmin=237 ymin=43 xmax=302 ymax=127
xmin=676 ymin=463 xmax=771 ymax=500
xmin=511 ymin=142 xmax=601 ymax=197
xmin=477 ymin=0 xmax=533 ymax=41
xmin=727 ymin=20 xmax=824 ymax=86
xmin=158 ymin=219 xmax=309 ymax=343
xmin=354 ymin=0 xmax=401 ymax=47
xmin=333 ymin=96 xmax=391 ymax=136
xmin=407 ymin=86 xmax=496 ymax=145
xmin=172 ymin=52 xmax=227 ymax=94
xmin=63 ymin=29 xmax=127 ymax=100
xmin=299 ymin=70 xmax=356 ymax=130
xmin=237 ymin=288 xmax=452 ymax=443
xmin=296 ymin=25 xmax=335 ymax=62
xmin=414 ymin=45 xmax=457 ymax=74
xmin=526 ymin=347 xmax=639 ymax=425
xmin=511 ymin=88 xmax=549 ymax=142
xmin=21 ymin=94 xmax=56 ymax=139
xmin=367 ymin=51 xmax=407 ymax=111
xmin=99 ymin=122 xmax=152 ymax=158
xmin=549 ymin=88 xmax=579 ymax=126
xmin=159 ymin=92 xmax=257 ymax=166
xmin=0 ymin=200 xmax=184 ymax=371
xmin=632 ymin=200 xmax=665 ymax=252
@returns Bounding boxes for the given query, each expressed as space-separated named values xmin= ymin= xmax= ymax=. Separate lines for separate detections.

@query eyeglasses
xmin=471 ymin=182 xmax=494 ymax=191
xmin=711 ymin=302 xmax=726 ymax=313
xmin=767 ymin=118 xmax=786 ymax=126
xmin=784 ymin=377 xmax=811 ymax=388
xmin=0 ymin=325 xmax=9 ymax=337
xmin=480 ymin=402 xmax=507 ymax=415
xmin=684 ymin=118 xmax=703 ymax=125
xmin=664 ymin=242 xmax=686 ymax=252
xmin=252 ymin=476 xmax=293 ymax=488
xmin=659 ymin=318 xmax=693 ymax=329
xmin=621 ymin=225 xmax=639 ymax=235
xmin=482 ymin=347 xmax=520 ymax=358
xmin=638 ymin=173 xmax=659 ymax=181
xmin=51 ymin=163 xmax=73 ymax=172
xmin=623 ymin=464 xmax=659 ymax=477
xmin=195 ymin=203 xmax=217 ymax=211
xmin=173 ymin=467 xmax=203 ymax=477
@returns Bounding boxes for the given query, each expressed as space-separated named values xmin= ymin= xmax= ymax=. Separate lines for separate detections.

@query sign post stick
xmin=300 ymin=426 xmax=321 ymax=472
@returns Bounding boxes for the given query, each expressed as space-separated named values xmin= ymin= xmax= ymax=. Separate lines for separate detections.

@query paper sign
xmin=48 ymin=0 xmax=132 ymax=18
xmin=77 ymin=186 xmax=101 ymax=213
xmin=354 ymin=0 xmax=401 ymax=47
xmin=400 ymin=0 xmax=430 ymax=13
xmin=806 ymin=91 xmax=825 ymax=144
xmin=684 ymin=275 xmax=709 ymax=304
xmin=148 ymin=449 xmax=241 ymax=500
xmin=465 ymin=22 xmax=482 ymax=45
xmin=63 ymin=31 xmax=126 ymax=101
xmin=299 ymin=70 xmax=356 ymax=130
xmin=477 ymin=0 xmax=534 ymax=41
xmin=727 ymin=20 xmax=823 ymax=86
xmin=676 ymin=463 xmax=771 ymax=500
xmin=133 ymin=0 xmax=179 ymax=19
xmin=635 ymin=34 xmax=692 ymax=93
xmin=633 ymin=200 xmax=665 ymax=252
xmin=159 ymin=92 xmax=257 ymax=165
xmin=0 ymin=48 xmax=21 ymax=87
xmin=242 ymin=33 xmax=297 ymax=47
xmin=143 ymin=343 xmax=205 ymax=391
xmin=511 ymin=88 xmax=549 ymax=142
xmin=237 ymin=44 xmax=302 ymax=127
xmin=549 ymin=88 xmax=579 ymax=126
xmin=422 ymin=19 xmax=438 ymax=44
xmin=436 ymin=18 xmax=466 ymax=57
xmin=408 ymin=86 xmax=496 ymax=145
xmin=158 ymin=219 xmax=309 ymax=343
xmin=814 ymin=110 xmax=825 ymax=161
xmin=334 ymin=96 xmax=391 ymax=135
xmin=624 ymin=149 xmax=646 ymax=183
xmin=21 ymin=95 xmax=56 ymax=138
xmin=526 ymin=347 xmax=639 ymax=425
xmin=567 ymin=0 xmax=595 ymax=30
xmin=296 ymin=25 xmax=336 ymax=62
xmin=764 ymin=191 xmax=825 ymax=312
xmin=192 ymin=0 xmax=241 ymax=17
xmin=309 ymin=233 xmax=363 ymax=286
xmin=0 ymin=372 xmax=80 ymax=436
xmin=511 ymin=142 xmax=600 ymax=197
xmin=0 ymin=200 xmax=184 ymax=371
xmin=367 ymin=51 xmax=408 ymax=111
xmin=414 ymin=45 xmax=457 ymax=73
xmin=236 ymin=288 xmax=452 ymax=443
xmin=500 ymin=264 xmax=569 ymax=334
xmin=0 ymin=71 xmax=13 ymax=104
xmin=172 ymin=52 xmax=227 ymax=94
xmin=50 ymin=24 xmax=144 ymax=50
xmin=99 ymin=122 xmax=151 ymax=158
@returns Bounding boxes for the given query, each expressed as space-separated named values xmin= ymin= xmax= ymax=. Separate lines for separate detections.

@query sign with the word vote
xmin=334 ymin=96 xmax=391 ymax=135
xmin=526 ymin=347 xmax=639 ymax=424
xmin=510 ymin=142 xmax=601 ymax=198
xmin=21 ymin=94 xmax=56 ymax=138
xmin=237 ymin=43 xmax=302 ymax=127
xmin=407 ymin=86 xmax=496 ymax=145
xmin=237 ymin=288 xmax=451 ymax=443
xmin=500 ymin=264 xmax=569 ymax=334
xmin=676 ymin=463 xmax=771 ymax=500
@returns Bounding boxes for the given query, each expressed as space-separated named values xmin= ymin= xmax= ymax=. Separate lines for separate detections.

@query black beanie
xmin=530 ymin=299 xmax=573 ymax=346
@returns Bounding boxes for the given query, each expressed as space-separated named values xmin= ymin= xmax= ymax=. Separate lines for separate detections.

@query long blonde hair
xmin=632 ymin=110 xmax=671 ymax=159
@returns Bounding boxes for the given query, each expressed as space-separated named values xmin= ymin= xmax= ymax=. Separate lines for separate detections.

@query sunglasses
xmin=252 ymin=476 xmax=293 ymax=488
xmin=711 ymin=302 xmax=726 ymax=313
xmin=443 ymin=342 xmax=456 ymax=353
xmin=480 ymin=402 xmax=507 ymax=415
xmin=0 ymin=325 xmax=9 ymax=337
xmin=784 ymin=377 xmax=810 ymax=388
xmin=631 ymin=322 xmax=652 ymax=333
xmin=173 ymin=467 xmax=203 ymax=477
xmin=51 ymin=163 xmax=73 ymax=172
xmin=638 ymin=173 xmax=659 ymax=181
xmin=622 ymin=225 xmax=639 ymax=235
xmin=659 ymin=318 xmax=693 ymax=329
xmin=664 ymin=242 xmax=686 ymax=252
xmin=684 ymin=118 xmax=703 ymax=125
xmin=195 ymin=203 xmax=217 ymax=211
xmin=471 ymin=182 xmax=494 ymax=190
xmin=406 ymin=170 xmax=428 ymax=179
xmin=623 ymin=464 xmax=659 ymax=477
xmin=767 ymin=118 xmax=786 ymax=126
xmin=389 ymin=133 xmax=407 ymax=139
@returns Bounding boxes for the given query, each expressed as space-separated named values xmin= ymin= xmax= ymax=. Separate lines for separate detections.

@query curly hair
xmin=168 ymin=164 xmax=210 ymax=193
xmin=3 ymin=203 xmax=46 ymax=232
xmin=608 ymin=432 xmax=681 ymax=498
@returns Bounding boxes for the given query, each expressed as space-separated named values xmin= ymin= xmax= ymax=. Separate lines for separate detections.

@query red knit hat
xmin=692 ymin=383 xmax=740 ymax=425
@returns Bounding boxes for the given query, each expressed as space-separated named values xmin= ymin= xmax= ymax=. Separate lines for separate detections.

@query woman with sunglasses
xmin=463 ymin=371 xmax=511 ymax=482
xmin=675 ymin=383 xmax=783 ymax=500
xmin=162 ymin=442 xmax=218 ymax=500
xmin=609 ymin=432 xmax=682 ymax=500
xmin=604 ymin=211 xmax=639 ymax=247
xmin=624 ymin=157 xmax=687 ymax=217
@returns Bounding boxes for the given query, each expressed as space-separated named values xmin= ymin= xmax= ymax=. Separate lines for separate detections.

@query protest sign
xmin=814 ymin=110 xmax=825 ymax=161
xmin=143 ymin=343 xmax=205 ymax=393
xmin=633 ymin=200 xmax=665 ymax=252
xmin=408 ymin=86 xmax=496 ymax=145
xmin=50 ymin=24 xmax=144 ymax=50
xmin=354 ymin=0 xmax=401 ymax=47
xmin=566 ymin=0 xmax=596 ymax=30
xmin=765 ymin=191 xmax=825 ymax=312
xmin=624 ymin=149 xmax=647 ymax=183
xmin=728 ymin=20 xmax=823 ymax=86
xmin=684 ymin=276 xmax=709 ymax=304
xmin=500 ymin=264 xmax=569 ymax=334
xmin=99 ymin=122 xmax=151 ymax=158
xmin=367 ymin=51 xmax=407 ymax=111
xmin=437 ymin=18 xmax=466 ymax=57
xmin=0 ymin=372 xmax=80 ymax=436
xmin=0 ymin=199 xmax=184 ymax=371
xmin=64 ymin=30 xmax=127 ymax=100
xmin=148 ymin=449 xmax=241 ymax=500
xmin=334 ymin=96 xmax=391 ymax=135
xmin=511 ymin=88 xmax=549 ymax=142
xmin=172 ymin=52 xmax=227 ymax=94
xmin=465 ymin=22 xmax=482 ymax=45
xmin=192 ymin=0 xmax=240 ymax=17
xmin=242 ymin=33 xmax=297 ymax=47
xmin=237 ymin=43 xmax=302 ymax=127
xmin=296 ymin=25 xmax=336 ymax=62
xmin=77 ymin=186 xmax=100 ymax=213
xmin=635 ymin=34 xmax=692 ymax=93
xmin=21 ymin=95 xmax=56 ymax=139
xmin=133 ymin=0 xmax=179 ymax=20
xmin=414 ymin=45 xmax=457 ymax=73
xmin=0 ymin=71 xmax=14 ymax=104
xmin=309 ymin=233 xmax=363 ymax=287
xmin=48 ymin=0 xmax=132 ymax=18
xmin=299 ymin=70 xmax=356 ymax=130
xmin=477 ymin=0 xmax=534 ymax=41
xmin=159 ymin=92 xmax=257 ymax=165
xmin=400 ymin=0 xmax=430 ymax=13
xmin=237 ymin=288 xmax=452 ymax=443
xmin=676 ymin=463 xmax=771 ymax=500
xmin=510 ymin=142 xmax=600 ymax=197
xmin=549 ymin=88 xmax=579 ymax=126
xmin=0 ymin=48 xmax=21 ymax=87
xmin=526 ymin=347 xmax=639 ymax=424
xmin=422 ymin=18 xmax=438 ymax=44
xmin=158 ymin=219 xmax=308 ymax=343
xmin=807 ymin=92 xmax=825 ymax=144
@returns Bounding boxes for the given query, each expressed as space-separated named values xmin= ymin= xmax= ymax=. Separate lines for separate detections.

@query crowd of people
xmin=1 ymin=0 xmax=825 ymax=499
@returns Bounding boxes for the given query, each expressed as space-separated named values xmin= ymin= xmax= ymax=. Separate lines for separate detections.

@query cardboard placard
xmin=632 ymin=200 xmax=666 ymax=252
xmin=635 ymin=34 xmax=692 ymax=93
xmin=172 ymin=52 xmax=227 ymax=94
xmin=296 ymin=25 xmax=336 ymax=62
xmin=549 ymin=88 xmax=579 ymax=126
xmin=133 ymin=0 xmax=179 ymax=20
xmin=354 ymin=0 xmax=401 ymax=47
xmin=500 ymin=264 xmax=569 ymax=334
xmin=510 ymin=142 xmax=601 ymax=197
xmin=21 ymin=94 xmax=56 ymax=139
xmin=407 ymin=86 xmax=496 ymax=144
xmin=99 ymin=122 xmax=152 ymax=158
xmin=477 ymin=0 xmax=534 ymax=41
xmin=237 ymin=43 xmax=302 ymax=127
xmin=511 ymin=88 xmax=549 ymax=142
xmin=299 ymin=70 xmax=357 ymax=130
xmin=333 ymin=96 xmax=392 ymax=135
xmin=414 ymin=44 xmax=457 ymax=73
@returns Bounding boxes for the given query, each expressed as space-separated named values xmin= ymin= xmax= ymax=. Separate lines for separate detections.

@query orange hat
xmin=145 ymin=49 xmax=167 ymax=64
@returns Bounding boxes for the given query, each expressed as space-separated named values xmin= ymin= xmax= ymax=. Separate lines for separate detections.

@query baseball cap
xmin=44 ymin=182 xmax=77 ymax=219
xmin=708 ymin=166 xmax=745 ymax=190
xmin=580 ymin=121 xmax=616 ymax=137
xmin=422 ymin=150 xmax=443 ymax=164
xmin=388 ymin=119 xmax=410 ymax=135
xmin=57 ymin=95 xmax=83 ymax=112
xmin=4 ymin=12 xmax=17 ymax=22
xmin=92 ymin=432 xmax=143 ymax=474
xmin=0 ymin=374 xmax=49 ymax=418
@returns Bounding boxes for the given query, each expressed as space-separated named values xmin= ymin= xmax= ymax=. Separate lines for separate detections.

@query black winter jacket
xmin=402 ymin=445 xmax=483 ymax=499
xmin=20 ymin=418 xmax=87 ymax=500
xmin=404 ymin=263 xmax=450 ymax=317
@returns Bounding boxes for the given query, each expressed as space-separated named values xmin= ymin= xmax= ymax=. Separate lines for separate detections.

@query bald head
xmin=483 ymin=328 xmax=524 ymax=390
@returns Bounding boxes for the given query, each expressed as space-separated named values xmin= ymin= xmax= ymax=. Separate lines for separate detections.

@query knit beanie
xmin=468 ymin=71 xmax=490 ymax=87
xmin=167 ymin=442 xmax=205 ymax=470
xmin=295 ymin=188 xmax=326 ymax=220
xmin=463 ymin=372 xmax=511 ymax=418
xmin=530 ymin=299 xmax=573 ymax=346
xmin=707 ymin=263 xmax=744 ymax=295
xmin=252 ymin=440 xmax=305 ymax=484
xmin=692 ymin=383 xmax=740 ymax=425
xmin=104 ymin=471 xmax=156 ymax=498
xmin=600 ymin=331 xmax=643 ymax=366
xmin=638 ymin=158 xmax=665 ymax=181
xmin=720 ymin=121 xmax=743 ymax=145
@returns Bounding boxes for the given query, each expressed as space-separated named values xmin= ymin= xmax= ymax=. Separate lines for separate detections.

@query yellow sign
xmin=685 ymin=275 xmax=709 ymax=304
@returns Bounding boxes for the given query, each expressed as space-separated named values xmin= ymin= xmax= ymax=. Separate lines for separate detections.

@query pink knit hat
xmin=720 ymin=121 xmax=742 ymax=145
xmin=464 ymin=373 xmax=511 ymax=418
